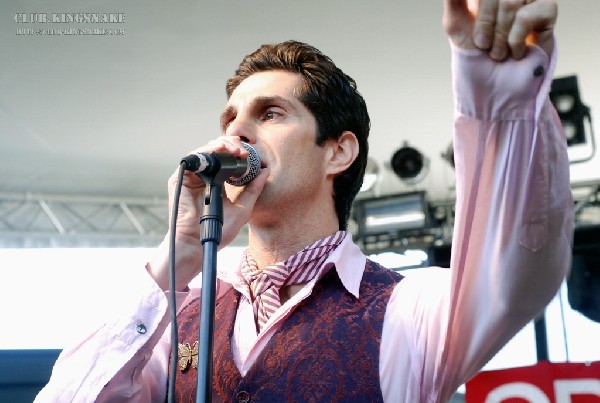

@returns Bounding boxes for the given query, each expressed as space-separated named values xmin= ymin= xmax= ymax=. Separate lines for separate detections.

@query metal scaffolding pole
xmin=0 ymin=192 xmax=168 ymax=248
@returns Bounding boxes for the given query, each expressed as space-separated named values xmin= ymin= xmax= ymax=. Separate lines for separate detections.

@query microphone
xmin=181 ymin=142 xmax=261 ymax=186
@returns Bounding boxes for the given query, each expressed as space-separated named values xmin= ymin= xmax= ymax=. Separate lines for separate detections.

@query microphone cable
xmin=167 ymin=161 xmax=187 ymax=403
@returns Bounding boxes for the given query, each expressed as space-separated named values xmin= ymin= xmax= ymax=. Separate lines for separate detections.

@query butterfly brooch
xmin=178 ymin=340 xmax=198 ymax=371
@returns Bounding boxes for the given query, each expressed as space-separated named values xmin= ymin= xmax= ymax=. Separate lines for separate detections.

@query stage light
xmin=441 ymin=141 xmax=454 ymax=169
xmin=368 ymin=250 xmax=429 ymax=270
xmin=550 ymin=75 xmax=591 ymax=147
xmin=353 ymin=191 xmax=430 ymax=239
xmin=390 ymin=143 xmax=429 ymax=184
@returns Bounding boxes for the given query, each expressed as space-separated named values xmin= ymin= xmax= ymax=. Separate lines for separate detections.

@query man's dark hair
xmin=226 ymin=40 xmax=370 ymax=230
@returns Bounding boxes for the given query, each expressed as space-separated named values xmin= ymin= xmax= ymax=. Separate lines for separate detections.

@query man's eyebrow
xmin=220 ymin=105 xmax=235 ymax=130
xmin=252 ymin=96 xmax=296 ymax=111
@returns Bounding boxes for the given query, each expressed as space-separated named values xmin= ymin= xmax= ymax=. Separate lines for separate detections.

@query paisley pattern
xmin=170 ymin=259 xmax=403 ymax=402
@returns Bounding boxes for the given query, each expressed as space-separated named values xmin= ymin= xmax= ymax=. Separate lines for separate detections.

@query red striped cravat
xmin=241 ymin=231 xmax=346 ymax=333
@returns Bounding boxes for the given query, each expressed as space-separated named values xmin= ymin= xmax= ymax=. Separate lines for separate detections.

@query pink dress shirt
xmin=35 ymin=42 xmax=573 ymax=403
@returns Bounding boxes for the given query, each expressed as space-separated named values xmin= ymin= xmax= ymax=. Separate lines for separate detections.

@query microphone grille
xmin=227 ymin=143 xmax=261 ymax=186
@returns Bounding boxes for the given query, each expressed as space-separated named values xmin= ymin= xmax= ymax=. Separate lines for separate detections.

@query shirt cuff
xmin=105 ymin=265 xmax=169 ymax=348
xmin=451 ymin=41 xmax=554 ymax=121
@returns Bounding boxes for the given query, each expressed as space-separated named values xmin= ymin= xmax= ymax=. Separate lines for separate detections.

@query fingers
xmin=168 ymin=136 xmax=268 ymax=247
xmin=221 ymin=167 xmax=270 ymax=246
xmin=230 ymin=167 xmax=269 ymax=208
xmin=193 ymin=136 xmax=249 ymax=160
xmin=473 ymin=0 xmax=499 ymax=50
xmin=167 ymin=136 xmax=256 ymax=235
xmin=443 ymin=0 xmax=476 ymax=50
xmin=473 ymin=0 xmax=557 ymax=60
xmin=170 ymin=136 xmax=251 ymax=194
xmin=443 ymin=0 xmax=470 ymax=35
xmin=509 ymin=0 xmax=557 ymax=58
xmin=491 ymin=0 xmax=523 ymax=60
xmin=475 ymin=0 xmax=523 ymax=60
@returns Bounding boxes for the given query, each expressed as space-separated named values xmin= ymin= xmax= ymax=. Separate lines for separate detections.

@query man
xmin=36 ymin=0 xmax=573 ymax=401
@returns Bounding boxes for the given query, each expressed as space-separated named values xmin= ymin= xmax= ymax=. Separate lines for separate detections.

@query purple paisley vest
xmin=171 ymin=259 xmax=403 ymax=402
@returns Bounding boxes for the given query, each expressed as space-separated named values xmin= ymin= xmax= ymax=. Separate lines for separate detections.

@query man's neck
xmin=247 ymin=218 xmax=340 ymax=270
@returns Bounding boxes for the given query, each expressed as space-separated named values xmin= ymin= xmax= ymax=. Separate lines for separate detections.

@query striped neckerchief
xmin=240 ymin=230 xmax=346 ymax=332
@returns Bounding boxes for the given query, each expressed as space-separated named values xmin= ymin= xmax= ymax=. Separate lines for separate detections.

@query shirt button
xmin=236 ymin=391 xmax=250 ymax=402
xmin=533 ymin=65 xmax=544 ymax=77
xmin=136 ymin=323 xmax=147 ymax=334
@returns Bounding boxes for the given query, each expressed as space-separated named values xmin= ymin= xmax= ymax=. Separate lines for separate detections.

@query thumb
xmin=221 ymin=167 xmax=270 ymax=245
xmin=231 ymin=167 xmax=269 ymax=211
xmin=443 ymin=0 xmax=477 ymax=50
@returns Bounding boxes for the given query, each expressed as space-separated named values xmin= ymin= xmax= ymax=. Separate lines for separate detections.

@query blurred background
xmin=1 ymin=1 xmax=599 ymax=401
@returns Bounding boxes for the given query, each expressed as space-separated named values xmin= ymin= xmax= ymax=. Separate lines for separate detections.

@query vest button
xmin=236 ymin=391 xmax=250 ymax=402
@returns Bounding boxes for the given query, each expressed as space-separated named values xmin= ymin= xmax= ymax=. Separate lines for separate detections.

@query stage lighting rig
xmin=390 ymin=142 xmax=429 ymax=184
xmin=550 ymin=75 xmax=595 ymax=165
xmin=353 ymin=191 xmax=433 ymax=253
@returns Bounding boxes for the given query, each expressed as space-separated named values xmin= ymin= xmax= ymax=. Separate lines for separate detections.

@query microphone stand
xmin=179 ymin=142 xmax=257 ymax=402
xmin=195 ymin=172 xmax=227 ymax=403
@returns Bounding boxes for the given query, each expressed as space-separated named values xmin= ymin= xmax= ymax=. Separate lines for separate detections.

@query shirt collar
xmin=218 ymin=232 xmax=367 ymax=300
xmin=322 ymin=232 xmax=366 ymax=298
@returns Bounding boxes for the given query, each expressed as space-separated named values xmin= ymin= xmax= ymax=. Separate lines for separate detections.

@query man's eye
xmin=262 ymin=109 xmax=281 ymax=121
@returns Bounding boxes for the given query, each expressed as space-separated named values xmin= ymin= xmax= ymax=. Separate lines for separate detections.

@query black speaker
xmin=549 ymin=75 xmax=590 ymax=147
xmin=428 ymin=244 xmax=451 ymax=268
xmin=567 ymin=226 xmax=600 ymax=323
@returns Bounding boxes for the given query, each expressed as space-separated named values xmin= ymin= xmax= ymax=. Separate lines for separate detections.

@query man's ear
xmin=325 ymin=131 xmax=359 ymax=177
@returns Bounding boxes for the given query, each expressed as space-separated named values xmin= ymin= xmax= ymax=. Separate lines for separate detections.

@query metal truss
xmin=2 ymin=184 xmax=597 ymax=249
xmin=0 ymin=192 xmax=169 ymax=248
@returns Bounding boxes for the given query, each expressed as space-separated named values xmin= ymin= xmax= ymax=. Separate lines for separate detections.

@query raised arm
xmin=439 ymin=0 xmax=571 ymax=395
xmin=380 ymin=0 xmax=572 ymax=400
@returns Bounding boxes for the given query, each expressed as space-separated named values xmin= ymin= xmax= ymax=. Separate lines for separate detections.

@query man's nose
xmin=224 ymin=115 xmax=255 ymax=144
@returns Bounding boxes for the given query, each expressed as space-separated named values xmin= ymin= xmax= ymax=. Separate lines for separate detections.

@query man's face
xmin=221 ymin=71 xmax=328 ymax=222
